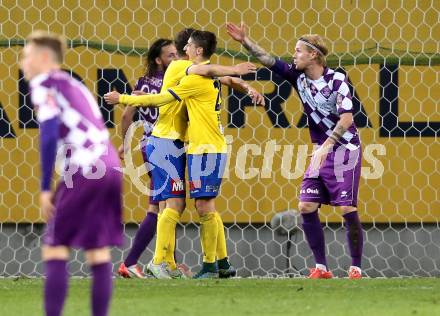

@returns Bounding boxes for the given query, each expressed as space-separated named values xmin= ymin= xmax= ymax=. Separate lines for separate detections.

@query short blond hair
xmin=26 ymin=30 xmax=67 ymax=64
xmin=299 ymin=34 xmax=328 ymax=66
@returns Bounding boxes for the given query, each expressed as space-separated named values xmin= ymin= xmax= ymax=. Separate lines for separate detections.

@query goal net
xmin=0 ymin=1 xmax=439 ymax=277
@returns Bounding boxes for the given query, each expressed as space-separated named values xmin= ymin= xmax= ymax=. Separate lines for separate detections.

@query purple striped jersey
xmin=270 ymin=60 xmax=360 ymax=151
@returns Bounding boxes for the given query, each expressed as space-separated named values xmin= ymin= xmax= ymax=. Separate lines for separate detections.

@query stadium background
xmin=0 ymin=0 xmax=439 ymax=277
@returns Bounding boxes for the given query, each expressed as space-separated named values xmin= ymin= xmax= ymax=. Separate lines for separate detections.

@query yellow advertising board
xmin=0 ymin=0 xmax=439 ymax=223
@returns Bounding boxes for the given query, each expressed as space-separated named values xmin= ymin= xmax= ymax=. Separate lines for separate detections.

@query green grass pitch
xmin=1 ymin=278 xmax=440 ymax=316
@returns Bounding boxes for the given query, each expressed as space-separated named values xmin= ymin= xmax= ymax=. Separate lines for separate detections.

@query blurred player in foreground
xmin=21 ymin=31 xmax=123 ymax=316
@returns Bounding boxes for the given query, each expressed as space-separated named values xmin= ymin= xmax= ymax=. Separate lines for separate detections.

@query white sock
xmin=316 ymin=264 xmax=327 ymax=271
xmin=349 ymin=265 xmax=361 ymax=273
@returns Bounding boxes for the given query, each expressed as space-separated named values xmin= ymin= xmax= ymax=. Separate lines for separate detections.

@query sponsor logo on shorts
xmin=171 ymin=179 xmax=184 ymax=194
xmin=206 ymin=185 xmax=219 ymax=193
xmin=300 ymin=188 xmax=319 ymax=195
xmin=340 ymin=191 xmax=348 ymax=198
xmin=189 ymin=180 xmax=201 ymax=191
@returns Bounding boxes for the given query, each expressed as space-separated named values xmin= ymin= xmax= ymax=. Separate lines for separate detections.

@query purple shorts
xmin=43 ymin=152 xmax=123 ymax=250
xmin=300 ymin=146 xmax=361 ymax=207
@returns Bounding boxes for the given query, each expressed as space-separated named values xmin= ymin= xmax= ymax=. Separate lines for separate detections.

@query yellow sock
xmin=153 ymin=208 xmax=180 ymax=265
xmin=165 ymin=227 xmax=177 ymax=271
xmin=215 ymin=212 xmax=228 ymax=260
xmin=199 ymin=212 xmax=218 ymax=263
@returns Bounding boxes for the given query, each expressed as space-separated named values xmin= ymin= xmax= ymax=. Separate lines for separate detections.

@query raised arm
xmin=219 ymin=76 xmax=265 ymax=106
xmin=226 ymin=22 xmax=276 ymax=68
xmin=188 ymin=62 xmax=256 ymax=77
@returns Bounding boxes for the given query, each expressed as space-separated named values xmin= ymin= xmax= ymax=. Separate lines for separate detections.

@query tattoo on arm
xmin=331 ymin=124 xmax=347 ymax=141
xmin=242 ymin=38 xmax=276 ymax=68
xmin=328 ymin=135 xmax=339 ymax=143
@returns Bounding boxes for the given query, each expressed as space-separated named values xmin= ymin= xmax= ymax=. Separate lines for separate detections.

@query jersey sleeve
xmin=167 ymin=75 xmax=205 ymax=101
xmin=31 ymin=86 xmax=60 ymax=123
xmin=333 ymin=72 xmax=353 ymax=115
xmin=133 ymin=77 xmax=142 ymax=91
xmin=39 ymin=117 xmax=59 ymax=191
xmin=269 ymin=59 xmax=301 ymax=84
xmin=31 ymin=85 xmax=60 ymax=191
xmin=119 ymin=92 xmax=175 ymax=107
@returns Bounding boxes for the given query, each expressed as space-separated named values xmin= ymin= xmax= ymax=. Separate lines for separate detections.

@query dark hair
xmin=26 ymin=30 xmax=66 ymax=63
xmin=145 ymin=38 xmax=174 ymax=77
xmin=174 ymin=28 xmax=196 ymax=57
xmin=190 ymin=30 xmax=217 ymax=59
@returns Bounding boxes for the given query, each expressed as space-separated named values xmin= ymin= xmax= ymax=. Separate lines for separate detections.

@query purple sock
xmin=301 ymin=210 xmax=327 ymax=267
xmin=343 ymin=211 xmax=364 ymax=267
xmin=44 ymin=260 xmax=68 ymax=316
xmin=124 ymin=212 xmax=158 ymax=267
xmin=91 ymin=262 xmax=112 ymax=316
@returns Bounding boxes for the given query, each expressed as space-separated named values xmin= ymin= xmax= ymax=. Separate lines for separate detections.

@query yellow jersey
xmin=151 ymin=59 xmax=192 ymax=140
xmin=168 ymin=73 xmax=227 ymax=154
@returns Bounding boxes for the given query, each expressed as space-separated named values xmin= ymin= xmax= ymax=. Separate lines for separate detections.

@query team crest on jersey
xmin=309 ymin=83 xmax=318 ymax=96
xmin=336 ymin=93 xmax=343 ymax=107
xmin=320 ymin=86 xmax=332 ymax=98
xmin=301 ymin=77 xmax=308 ymax=90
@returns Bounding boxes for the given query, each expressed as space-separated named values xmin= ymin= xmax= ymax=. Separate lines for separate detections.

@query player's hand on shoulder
xmin=226 ymin=22 xmax=247 ymax=43
xmin=234 ymin=62 xmax=256 ymax=75
xmin=40 ymin=191 xmax=54 ymax=221
xmin=103 ymin=91 xmax=120 ymax=105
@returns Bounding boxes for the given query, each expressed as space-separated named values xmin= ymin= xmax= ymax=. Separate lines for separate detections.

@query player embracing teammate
xmin=105 ymin=29 xmax=264 ymax=279
xmin=117 ymin=38 xmax=177 ymax=278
